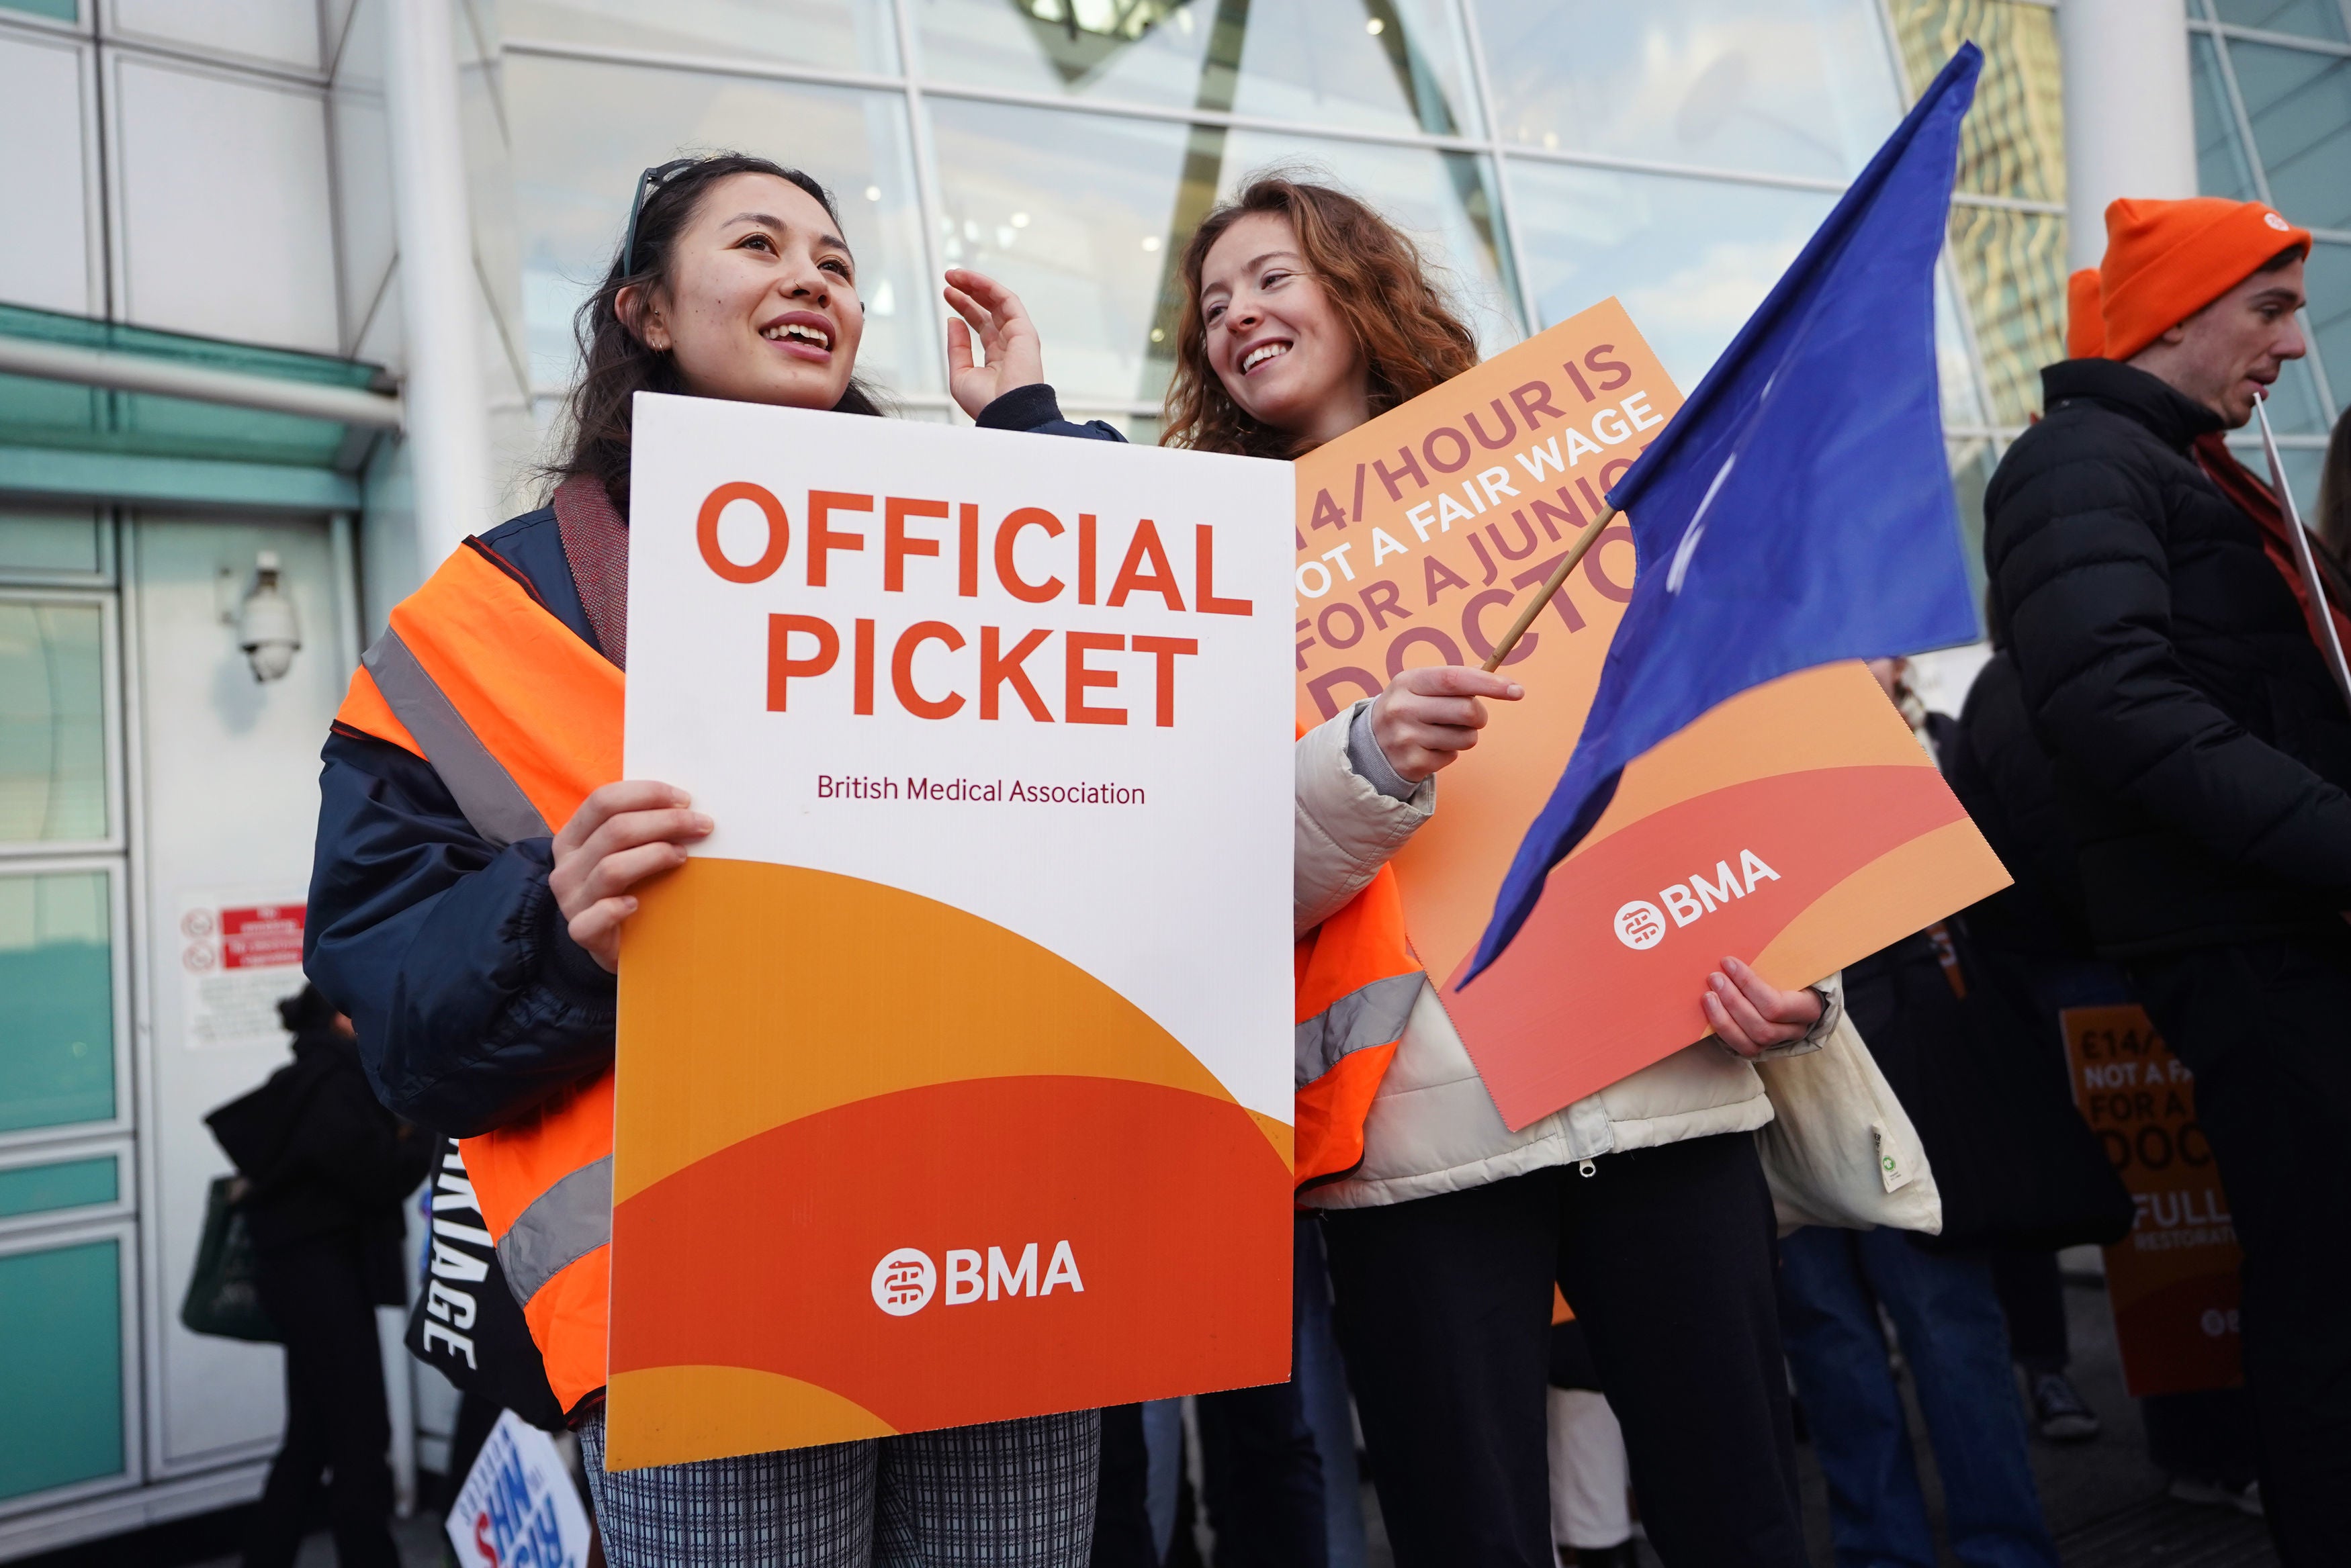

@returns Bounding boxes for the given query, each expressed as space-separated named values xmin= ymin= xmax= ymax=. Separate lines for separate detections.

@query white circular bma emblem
xmin=2264 ymin=210 xmax=2291 ymax=232
xmin=1613 ymin=900 xmax=1667 ymax=951
xmin=871 ymin=1248 xmax=936 ymax=1316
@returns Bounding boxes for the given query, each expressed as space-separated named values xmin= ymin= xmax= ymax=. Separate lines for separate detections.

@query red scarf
xmin=551 ymin=473 xmax=629 ymax=669
xmin=2191 ymin=432 xmax=2351 ymax=675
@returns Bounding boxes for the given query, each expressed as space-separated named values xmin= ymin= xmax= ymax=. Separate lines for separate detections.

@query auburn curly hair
xmin=1160 ymin=175 xmax=1480 ymax=458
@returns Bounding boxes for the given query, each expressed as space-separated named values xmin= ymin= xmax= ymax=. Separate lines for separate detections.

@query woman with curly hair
xmin=1167 ymin=175 xmax=1834 ymax=1568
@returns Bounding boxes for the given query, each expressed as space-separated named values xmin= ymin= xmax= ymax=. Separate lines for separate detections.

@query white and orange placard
xmin=611 ymin=395 xmax=1296 ymax=1469
xmin=1295 ymin=301 xmax=2011 ymax=1130
xmin=2061 ymin=1005 xmax=2243 ymax=1397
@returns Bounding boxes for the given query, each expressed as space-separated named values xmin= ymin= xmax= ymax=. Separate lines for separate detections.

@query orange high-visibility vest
xmin=1292 ymin=726 xmax=1424 ymax=1191
xmin=335 ymin=537 xmax=623 ymax=1416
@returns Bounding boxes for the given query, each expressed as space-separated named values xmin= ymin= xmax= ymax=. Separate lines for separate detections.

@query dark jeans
xmin=1989 ymin=1248 xmax=2070 ymax=1374
xmin=1779 ymin=1227 xmax=2059 ymax=1568
xmin=246 ymin=1233 xmax=398 ymax=1568
xmin=2131 ymin=933 xmax=2351 ymax=1566
xmin=1319 ymin=1133 xmax=1804 ymax=1568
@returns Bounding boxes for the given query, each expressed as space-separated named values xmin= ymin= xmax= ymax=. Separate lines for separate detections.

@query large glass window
xmin=2192 ymin=32 xmax=2266 ymax=201
xmin=914 ymin=0 xmax=1482 ymax=138
xmin=1472 ymin=0 xmax=1900 ymax=182
xmin=0 ymin=598 xmax=106 ymax=844
xmin=2225 ymin=36 xmax=2351 ymax=232
xmin=1946 ymin=205 xmax=2064 ymax=426
xmin=506 ymin=54 xmax=939 ymax=402
xmin=2207 ymin=0 xmax=2349 ymax=42
xmin=501 ymin=0 xmax=898 ymax=74
xmin=930 ymin=99 xmax=1520 ymax=409
xmin=1503 ymin=160 xmax=1835 ymax=391
xmin=0 ymin=869 xmax=114 ymax=1134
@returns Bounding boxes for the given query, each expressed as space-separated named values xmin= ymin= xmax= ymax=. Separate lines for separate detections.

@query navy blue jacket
xmin=306 ymin=389 xmax=1122 ymax=1134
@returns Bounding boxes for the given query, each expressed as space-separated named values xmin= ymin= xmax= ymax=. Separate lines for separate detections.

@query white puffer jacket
xmin=1293 ymin=706 xmax=1842 ymax=1210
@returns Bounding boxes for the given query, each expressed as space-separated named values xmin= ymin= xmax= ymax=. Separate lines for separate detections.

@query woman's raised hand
xmin=1368 ymin=665 xmax=1525 ymax=782
xmin=944 ymin=267 xmax=1046 ymax=418
xmin=1703 ymin=957 xmax=1823 ymax=1057
xmin=547 ymin=780 xmax=713 ymax=972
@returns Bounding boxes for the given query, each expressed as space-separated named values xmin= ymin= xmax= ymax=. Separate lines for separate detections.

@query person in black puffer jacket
xmin=216 ymin=984 xmax=433 ymax=1568
xmin=1984 ymin=194 xmax=2348 ymax=1562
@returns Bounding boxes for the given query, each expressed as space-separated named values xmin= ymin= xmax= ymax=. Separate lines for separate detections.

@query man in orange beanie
xmin=1985 ymin=196 xmax=2347 ymax=1564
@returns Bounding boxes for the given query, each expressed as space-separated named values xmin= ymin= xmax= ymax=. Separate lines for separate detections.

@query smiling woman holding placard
xmin=1160 ymin=175 xmax=1837 ymax=1568
xmin=305 ymin=152 xmax=1118 ymax=1567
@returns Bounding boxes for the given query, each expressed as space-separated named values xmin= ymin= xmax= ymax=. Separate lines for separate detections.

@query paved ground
xmin=50 ymin=1263 xmax=2277 ymax=1567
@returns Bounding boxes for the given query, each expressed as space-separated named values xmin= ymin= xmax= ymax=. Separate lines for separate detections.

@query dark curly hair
xmin=1160 ymin=174 xmax=1480 ymax=459
xmin=550 ymin=152 xmax=888 ymax=515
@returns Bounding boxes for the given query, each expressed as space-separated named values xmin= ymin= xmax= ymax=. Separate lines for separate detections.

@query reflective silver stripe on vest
xmin=496 ymin=1153 xmax=612 ymax=1306
xmin=363 ymin=629 xmax=553 ymax=849
xmin=1296 ymin=971 xmax=1424 ymax=1088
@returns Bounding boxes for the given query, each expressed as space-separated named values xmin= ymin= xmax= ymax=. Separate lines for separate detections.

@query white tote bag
xmin=1754 ymin=1011 xmax=1942 ymax=1234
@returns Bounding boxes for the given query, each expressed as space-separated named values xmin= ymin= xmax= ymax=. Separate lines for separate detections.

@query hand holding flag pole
xmin=2250 ymin=387 xmax=2351 ymax=706
xmin=1481 ymin=504 xmax=1621 ymax=673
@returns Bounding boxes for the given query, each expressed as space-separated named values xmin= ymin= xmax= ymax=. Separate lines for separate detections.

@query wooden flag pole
xmin=1480 ymin=504 xmax=1620 ymax=672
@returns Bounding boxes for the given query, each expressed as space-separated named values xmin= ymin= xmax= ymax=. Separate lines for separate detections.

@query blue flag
xmin=1464 ymin=43 xmax=1984 ymax=983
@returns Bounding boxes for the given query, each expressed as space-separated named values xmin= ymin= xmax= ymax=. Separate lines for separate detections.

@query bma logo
xmin=1612 ymin=850 xmax=1781 ymax=951
xmin=871 ymin=1248 xmax=936 ymax=1316
xmin=869 ymin=1242 xmax=1085 ymax=1317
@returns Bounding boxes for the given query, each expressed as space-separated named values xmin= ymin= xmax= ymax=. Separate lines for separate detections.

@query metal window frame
xmin=0 ymin=584 xmax=126 ymax=860
xmin=0 ymin=1217 xmax=144 ymax=1521
xmin=0 ymin=502 xmax=116 ymax=586
xmin=0 ymin=1136 xmax=133 ymax=1238
xmin=0 ymin=854 xmax=136 ymax=1156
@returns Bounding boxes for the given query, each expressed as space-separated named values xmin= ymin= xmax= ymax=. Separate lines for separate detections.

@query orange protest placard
xmin=2061 ymin=1004 xmax=2243 ymax=1398
xmin=1294 ymin=301 xmax=2010 ymax=1130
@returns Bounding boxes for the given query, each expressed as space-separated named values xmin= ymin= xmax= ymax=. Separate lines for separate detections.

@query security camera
xmin=238 ymin=551 xmax=301 ymax=682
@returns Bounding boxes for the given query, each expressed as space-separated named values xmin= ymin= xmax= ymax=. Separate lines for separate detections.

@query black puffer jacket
xmin=1984 ymin=357 xmax=2351 ymax=955
xmin=1942 ymin=651 xmax=2096 ymax=960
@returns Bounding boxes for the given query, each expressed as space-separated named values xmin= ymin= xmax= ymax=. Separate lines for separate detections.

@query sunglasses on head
xmin=621 ymin=157 xmax=701 ymax=278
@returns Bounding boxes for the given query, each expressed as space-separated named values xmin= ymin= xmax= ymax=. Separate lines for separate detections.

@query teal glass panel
xmin=0 ymin=871 xmax=114 ymax=1132
xmin=2209 ymin=0 xmax=2349 ymax=42
xmin=2304 ymin=240 xmax=2351 ymax=406
xmin=0 ymin=1240 xmax=123 ymax=1501
xmin=0 ymin=510 xmax=102 ymax=575
xmin=2192 ymin=35 xmax=2264 ymax=201
xmin=0 ymin=599 xmax=107 ymax=842
xmin=0 ymin=304 xmax=382 ymax=469
xmin=0 ymin=1156 xmax=116 ymax=1219
xmin=0 ymin=0 xmax=78 ymax=19
xmin=2227 ymin=38 xmax=2351 ymax=232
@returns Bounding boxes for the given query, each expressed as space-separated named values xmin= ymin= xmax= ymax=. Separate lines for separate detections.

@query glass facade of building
xmin=2190 ymin=0 xmax=2351 ymax=500
xmin=7 ymin=0 xmax=2351 ymax=1551
xmin=500 ymin=0 xmax=2039 ymax=484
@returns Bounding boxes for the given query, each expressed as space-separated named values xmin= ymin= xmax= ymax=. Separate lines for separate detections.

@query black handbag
xmin=1851 ymin=923 xmax=2135 ymax=1252
xmin=179 ymin=1176 xmax=280 ymax=1343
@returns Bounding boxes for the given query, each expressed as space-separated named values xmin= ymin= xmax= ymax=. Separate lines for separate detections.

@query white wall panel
xmin=111 ymin=54 xmax=341 ymax=353
xmin=128 ymin=514 xmax=357 ymax=1472
xmin=106 ymin=0 xmax=321 ymax=74
xmin=0 ymin=29 xmax=100 ymax=315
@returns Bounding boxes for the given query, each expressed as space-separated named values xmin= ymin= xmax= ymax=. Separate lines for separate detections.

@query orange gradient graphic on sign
xmin=1296 ymin=301 xmax=2009 ymax=1129
xmin=607 ymin=862 xmax=1292 ymax=1471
